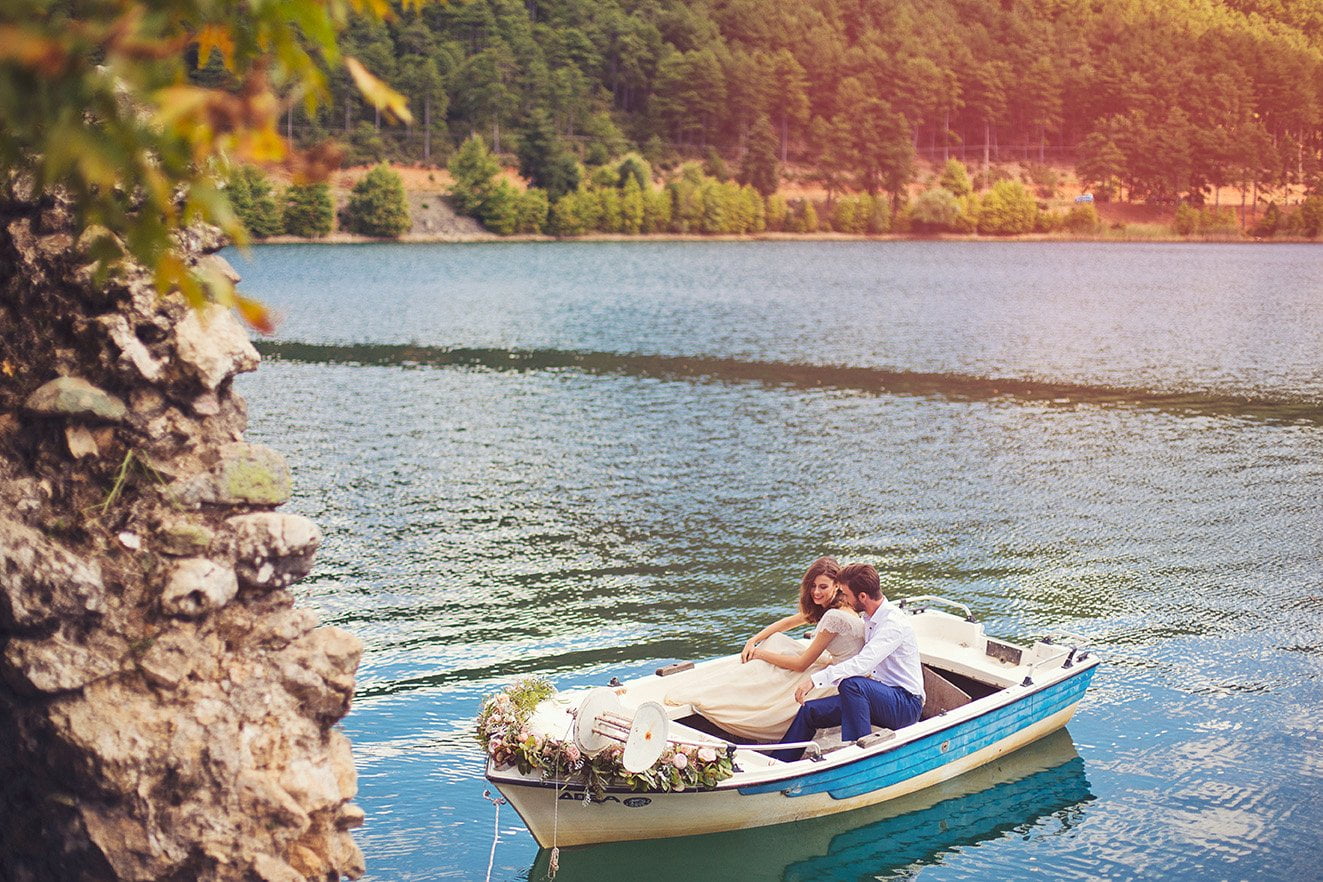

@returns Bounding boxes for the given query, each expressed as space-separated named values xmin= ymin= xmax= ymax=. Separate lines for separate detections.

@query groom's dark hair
xmin=835 ymin=564 xmax=881 ymax=599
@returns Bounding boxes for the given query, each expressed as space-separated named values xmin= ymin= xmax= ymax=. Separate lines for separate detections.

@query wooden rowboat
xmin=484 ymin=597 xmax=1098 ymax=847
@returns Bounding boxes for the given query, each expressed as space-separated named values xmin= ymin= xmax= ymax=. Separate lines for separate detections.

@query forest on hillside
xmin=203 ymin=0 xmax=1323 ymax=209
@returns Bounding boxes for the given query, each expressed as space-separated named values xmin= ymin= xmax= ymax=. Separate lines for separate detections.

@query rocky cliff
xmin=0 ymin=189 xmax=364 ymax=881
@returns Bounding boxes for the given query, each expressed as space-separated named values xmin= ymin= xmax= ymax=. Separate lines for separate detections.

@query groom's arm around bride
xmin=770 ymin=564 xmax=926 ymax=762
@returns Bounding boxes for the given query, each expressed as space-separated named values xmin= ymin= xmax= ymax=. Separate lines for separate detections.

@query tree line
xmin=214 ymin=0 xmax=1323 ymax=210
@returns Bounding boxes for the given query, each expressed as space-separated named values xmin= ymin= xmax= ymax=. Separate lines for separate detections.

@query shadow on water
xmin=526 ymin=728 xmax=1093 ymax=882
xmin=256 ymin=341 xmax=1323 ymax=426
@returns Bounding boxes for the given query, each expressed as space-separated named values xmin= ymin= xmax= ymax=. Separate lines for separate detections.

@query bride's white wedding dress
xmin=663 ymin=608 xmax=866 ymax=742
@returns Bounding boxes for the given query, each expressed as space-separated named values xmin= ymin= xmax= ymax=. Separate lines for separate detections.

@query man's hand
xmin=794 ymin=678 xmax=814 ymax=704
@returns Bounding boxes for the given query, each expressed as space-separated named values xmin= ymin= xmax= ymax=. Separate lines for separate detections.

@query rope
xmin=482 ymin=789 xmax=507 ymax=882
xmin=547 ymin=715 xmax=576 ymax=880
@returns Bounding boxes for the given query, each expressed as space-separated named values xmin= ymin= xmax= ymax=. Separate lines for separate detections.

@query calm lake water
xmin=231 ymin=241 xmax=1323 ymax=881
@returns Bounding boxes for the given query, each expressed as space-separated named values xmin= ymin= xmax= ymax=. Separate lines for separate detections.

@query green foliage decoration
xmin=344 ymin=164 xmax=411 ymax=238
xmin=476 ymin=679 xmax=735 ymax=797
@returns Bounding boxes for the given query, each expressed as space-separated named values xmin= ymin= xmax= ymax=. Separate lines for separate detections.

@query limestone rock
xmin=97 ymin=313 xmax=165 ymax=382
xmin=0 ymin=518 xmax=105 ymax=629
xmin=330 ymin=832 xmax=367 ymax=878
xmin=1 ymin=204 xmax=363 ymax=881
xmin=157 ymin=519 xmax=215 ymax=556
xmin=2 ymin=628 xmax=125 ymax=694
xmin=171 ymin=443 xmax=292 ymax=507
xmin=237 ymin=605 xmax=321 ymax=653
xmin=66 ymin=423 xmax=100 ymax=458
xmin=24 ymin=376 xmax=127 ymax=422
xmin=137 ymin=630 xmax=197 ymax=689
xmin=279 ymin=628 xmax=361 ymax=720
xmin=161 ymin=558 xmax=238 ymax=618
xmin=198 ymin=253 xmax=242 ymax=285
xmin=337 ymin=803 xmax=366 ymax=832
xmin=280 ymin=757 xmax=341 ymax=814
xmin=173 ymin=303 xmax=259 ymax=391
xmin=225 ymin=513 xmax=322 ymax=591
xmin=253 ymin=854 xmax=305 ymax=882
xmin=328 ymin=729 xmax=357 ymax=800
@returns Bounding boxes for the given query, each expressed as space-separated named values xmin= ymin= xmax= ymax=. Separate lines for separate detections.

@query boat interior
xmin=576 ymin=607 xmax=1073 ymax=765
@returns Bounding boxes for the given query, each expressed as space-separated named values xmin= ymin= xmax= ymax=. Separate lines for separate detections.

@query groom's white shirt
xmin=809 ymin=599 xmax=926 ymax=701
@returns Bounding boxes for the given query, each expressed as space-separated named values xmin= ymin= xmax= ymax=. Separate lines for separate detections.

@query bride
xmin=664 ymin=557 xmax=865 ymax=742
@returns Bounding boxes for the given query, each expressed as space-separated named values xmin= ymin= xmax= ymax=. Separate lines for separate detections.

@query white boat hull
xmin=487 ymin=606 xmax=1100 ymax=846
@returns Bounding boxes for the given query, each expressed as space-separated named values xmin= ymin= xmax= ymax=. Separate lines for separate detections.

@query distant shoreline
xmin=250 ymin=231 xmax=1317 ymax=246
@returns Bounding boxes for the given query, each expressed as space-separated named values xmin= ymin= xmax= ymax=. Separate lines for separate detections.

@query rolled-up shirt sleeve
xmin=811 ymin=618 xmax=905 ymax=689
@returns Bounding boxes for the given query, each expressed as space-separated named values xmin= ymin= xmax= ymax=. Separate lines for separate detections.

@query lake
xmin=231 ymin=241 xmax=1323 ymax=881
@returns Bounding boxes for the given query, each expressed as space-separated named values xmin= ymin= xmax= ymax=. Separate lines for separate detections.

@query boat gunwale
xmin=484 ymin=654 xmax=1098 ymax=796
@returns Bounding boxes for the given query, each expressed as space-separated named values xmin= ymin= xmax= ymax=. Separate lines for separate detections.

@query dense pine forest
xmin=214 ymin=0 xmax=1323 ymax=237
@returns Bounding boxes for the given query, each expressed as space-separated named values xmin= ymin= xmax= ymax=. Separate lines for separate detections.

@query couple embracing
xmin=666 ymin=558 xmax=925 ymax=760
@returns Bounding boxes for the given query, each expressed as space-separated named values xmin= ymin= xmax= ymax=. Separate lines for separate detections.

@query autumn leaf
xmin=345 ymin=56 xmax=412 ymax=124
xmin=235 ymin=295 xmax=277 ymax=335
xmin=194 ymin=24 xmax=235 ymax=71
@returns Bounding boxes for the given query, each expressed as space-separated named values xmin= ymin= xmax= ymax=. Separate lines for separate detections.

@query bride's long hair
xmin=797 ymin=556 xmax=843 ymax=623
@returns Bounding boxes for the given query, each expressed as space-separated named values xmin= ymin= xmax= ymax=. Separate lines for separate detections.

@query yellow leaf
xmin=195 ymin=24 xmax=235 ymax=71
xmin=153 ymin=85 xmax=211 ymax=127
xmin=235 ymin=294 xmax=277 ymax=335
xmin=345 ymin=56 xmax=412 ymax=125
xmin=232 ymin=126 xmax=287 ymax=164
xmin=195 ymin=262 xmax=236 ymax=308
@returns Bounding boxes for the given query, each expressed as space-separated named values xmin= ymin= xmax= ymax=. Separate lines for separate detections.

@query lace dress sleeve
xmin=818 ymin=608 xmax=851 ymax=634
xmin=819 ymin=609 xmax=866 ymax=662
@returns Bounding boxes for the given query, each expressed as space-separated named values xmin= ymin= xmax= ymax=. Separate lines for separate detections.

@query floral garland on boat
xmin=475 ymin=676 xmax=735 ymax=795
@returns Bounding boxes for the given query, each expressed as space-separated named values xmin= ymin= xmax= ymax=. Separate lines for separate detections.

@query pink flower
xmin=698 ymin=747 xmax=718 ymax=763
xmin=565 ymin=744 xmax=582 ymax=764
xmin=672 ymin=753 xmax=688 ymax=770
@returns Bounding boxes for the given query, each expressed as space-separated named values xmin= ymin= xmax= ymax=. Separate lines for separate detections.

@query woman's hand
xmin=740 ymin=639 xmax=759 ymax=663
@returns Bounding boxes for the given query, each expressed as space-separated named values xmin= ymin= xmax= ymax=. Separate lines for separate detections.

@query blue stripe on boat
xmin=738 ymin=665 xmax=1097 ymax=800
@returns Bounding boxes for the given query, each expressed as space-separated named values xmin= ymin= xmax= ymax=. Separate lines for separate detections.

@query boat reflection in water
xmin=529 ymin=728 xmax=1093 ymax=882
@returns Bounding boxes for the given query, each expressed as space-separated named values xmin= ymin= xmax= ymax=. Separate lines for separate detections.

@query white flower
xmin=672 ymin=753 xmax=688 ymax=770
xmin=698 ymin=747 xmax=718 ymax=763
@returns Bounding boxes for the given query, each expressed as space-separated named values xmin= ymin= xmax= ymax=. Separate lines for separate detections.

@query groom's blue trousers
xmin=770 ymin=677 xmax=922 ymax=762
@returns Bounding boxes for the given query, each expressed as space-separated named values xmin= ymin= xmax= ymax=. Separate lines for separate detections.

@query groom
xmin=770 ymin=563 xmax=925 ymax=761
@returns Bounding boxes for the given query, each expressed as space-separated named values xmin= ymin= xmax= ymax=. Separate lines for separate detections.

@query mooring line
xmin=482 ymin=789 xmax=507 ymax=882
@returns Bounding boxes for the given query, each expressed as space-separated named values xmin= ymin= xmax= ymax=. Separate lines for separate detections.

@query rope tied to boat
xmin=546 ymin=715 xmax=577 ymax=880
xmin=481 ymin=789 xmax=507 ymax=882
